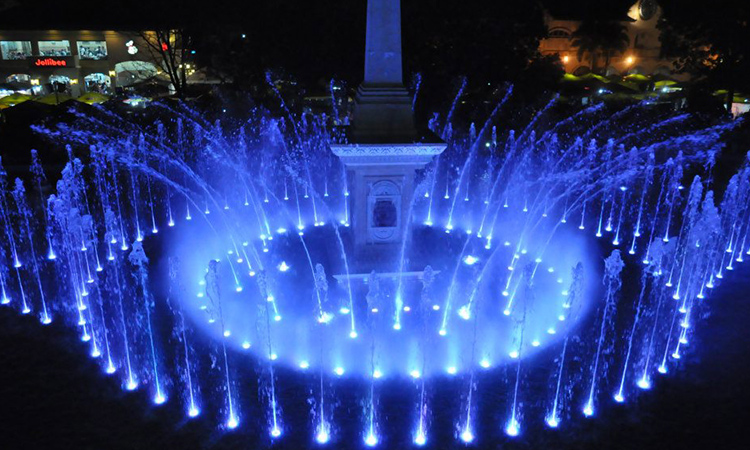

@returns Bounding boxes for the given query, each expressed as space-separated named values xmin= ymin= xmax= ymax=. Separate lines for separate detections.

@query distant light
xmin=509 ymin=350 xmax=519 ymax=359
xmin=373 ymin=369 xmax=383 ymax=379
xmin=626 ymin=56 xmax=635 ymax=65
xmin=270 ymin=353 xmax=278 ymax=360
xmin=410 ymin=370 xmax=421 ymax=379
xmin=447 ymin=366 xmax=457 ymax=375
xmin=299 ymin=361 xmax=310 ymax=369
xmin=242 ymin=341 xmax=251 ymax=349
xmin=433 ymin=304 xmax=440 ymax=311
xmin=480 ymin=358 xmax=490 ymax=368
xmin=278 ymin=261 xmax=290 ymax=272
xmin=340 ymin=307 xmax=350 ymax=314
xmin=334 ymin=367 xmax=345 ymax=376
xmin=223 ymin=330 xmax=231 ymax=337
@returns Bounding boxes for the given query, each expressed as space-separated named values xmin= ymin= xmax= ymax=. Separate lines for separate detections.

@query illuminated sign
xmin=30 ymin=57 xmax=73 ymax=67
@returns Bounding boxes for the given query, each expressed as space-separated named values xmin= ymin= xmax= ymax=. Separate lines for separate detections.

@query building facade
xmin=539 ymin=0 xmax=682 ymax=79
xmin=0 ymin=29 xmax=166 ymax=97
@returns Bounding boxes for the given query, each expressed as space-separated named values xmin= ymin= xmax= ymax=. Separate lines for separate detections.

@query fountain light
xmin=414 ymin=430 xmax=426 ymax=446
xmin=546 ymin=416 xmax=559 ymax=428
xmin=154 ymin=393 xmax=166 ymax=405
xmin=480 ymin=358 xmax=491 ymax=368
xmin=410 ymin=370 xmax=421 ymax=379
xmin=299 ymin=361 xmax=310 ymax=369
xmin=637 ymin=377 xmax=651 ymax=390
xmin=349 ymin=330 xmax=357 ymax=339
xmin=446 ymin=366 xmax=457 ymax=375
xmin=505 ymin=418 xmax=520 ymax=437
xmin=227 ymin=415 xmax=239 ymax=429
xmin=365 ymin=432 xmax=378 ymax=447
xmin=463 ymin=255 xmax=478 ymax=265
xmin=316 ymin=427 xmax=330 ymax=444
xmin=373 ymin=369 xmax=383 ymax=379
xmin=271 ymin=426 xmax=282 ymax=438
xmin=188 ymin=407 xmax=200 ymax=418
xmin=334 ymin=367 xmax=345 ymax=376
xmin=278 ymin=261 xmax=290 ymax=272
xmin=460 ymin=428 xmax=474 ymax=443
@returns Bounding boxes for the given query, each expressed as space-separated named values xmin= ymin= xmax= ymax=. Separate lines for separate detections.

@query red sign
xmin=30 ymin=57 xmax=71 ymax=67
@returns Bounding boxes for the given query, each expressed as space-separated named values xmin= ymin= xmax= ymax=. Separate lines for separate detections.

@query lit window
xmin=1 ymin=41 xmax=32 ymax=60
xmin=38 ymin=40 xmax=71 ymax=57
xmin=548 ymin=28 xmax=571 ymax=39
xmin=77 ymin=41 xmax=108 ymax=60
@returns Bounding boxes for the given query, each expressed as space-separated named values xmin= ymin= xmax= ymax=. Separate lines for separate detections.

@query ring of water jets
xmin=1 ymin=89 xmax=746 ymax=445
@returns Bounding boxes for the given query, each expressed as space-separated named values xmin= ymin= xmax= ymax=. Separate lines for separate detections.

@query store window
xmin=38 ymin=40 xmax=71 ymax=57
xmin=1 ymin=41 xmax=32 ymax=60
xmin=84 ymin=73 xmax=111 ymax=93
xmin=77 ymin=41 xmax=107 ymax=60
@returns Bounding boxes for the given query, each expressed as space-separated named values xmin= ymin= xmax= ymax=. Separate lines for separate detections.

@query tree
xmin=571 ymin=19 xmax=630 ymax=73
xmin=658 ymin=0 xmax=750 ymax=112
xmin=135 ymin=29 xmax=194 ymax=99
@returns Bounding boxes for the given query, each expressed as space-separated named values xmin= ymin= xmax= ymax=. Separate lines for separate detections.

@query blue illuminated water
xmin=0 ymin=92 xmax=747 ymax=446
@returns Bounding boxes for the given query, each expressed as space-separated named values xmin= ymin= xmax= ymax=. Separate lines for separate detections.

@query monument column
xmin=331 ymin=0 xmax=445 ymax=255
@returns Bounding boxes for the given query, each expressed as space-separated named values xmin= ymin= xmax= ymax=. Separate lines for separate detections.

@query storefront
xmin=0 ymin=30 xmax=150 ymax=97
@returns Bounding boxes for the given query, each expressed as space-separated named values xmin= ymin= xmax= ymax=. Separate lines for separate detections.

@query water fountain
xmin=0 ymin=0 xmax=748 ymax=447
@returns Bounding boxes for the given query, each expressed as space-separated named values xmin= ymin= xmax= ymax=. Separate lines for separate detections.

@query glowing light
xmin=414 ymin=431 xmax=426 ymax=446
xmin=446 ymin=366 xmax=457 ymax=375
xmin=614 ymin=394 xmax=624 ymax=403
xmin=349 ymin=330 xmax=358 ymax=339
xmin=188 ymin=407 xmax=200 ymax=418
xmin=242 ymin=341 xmax=251 ymax=349
xmin=637 ymin=377 xmax=651 ymax=390
xmin=227 ymin=416 xmax=239 ymax=429
xmin=480 ymin=358 xmax=490 ymax=368
xmin=340 ymin=307 xmax=350 ymax=314
xmin=546 ymin=416 xmax=559 ymax=428
xmin=463 ymin=255 xmax=479 ymax=265
xmin=274 ymin=314 xmax=282 ymax=321
xmin=316 ymin=428 xmax=330 ymax=444
xmin=460 ymin=428 xmax=474 ymax=443
xmin=223 ymin=330 xmax=231 ymax=337
xmin=271 ymin=427 xmax=282 ymax=438
xmin=658 ymin=365 xmax=667 ymax=374
xmin=270 ymin=353 xmax=278 ymax=360
xmin=509 ymin=350 xmax=519 ymax=359
xmin=154 ymin=394 xmax=166 ymax=405
xmin=126 ymin=379 xmax=138 ymax=391
xmin=583 ymin=405 xmax=594 ymax=417
xmin=438 ymin=328 xmax=446 ymax=336
xmin=334 ymin=367 xmax=345 ymax=376
xmin=278 ymin=261 xmax=290 ymax=272
xmin=505 ymin=419 xmax=520 ymax=437
xmin=393 ymin=323 xmax=401 ymax=330
xmin=433 ymin=304 xmax=440 ymax=311
xmin=299 ymin=361 xmax=310 ymax=369
xmin=373 ymin=369 xmax=383 ymax=379
xmin=532 ymin=340 xmax=540 ymax=347
xmin=410 ymin=370 xmax=421 ymax=379
xmin=365 ymin=433 xmax=378 ymax=447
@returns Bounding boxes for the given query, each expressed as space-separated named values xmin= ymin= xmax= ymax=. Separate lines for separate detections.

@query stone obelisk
xmin=331 ymin=0 xmax=445 ymax=253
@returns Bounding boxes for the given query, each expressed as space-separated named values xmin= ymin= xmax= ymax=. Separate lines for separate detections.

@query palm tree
xmin=571 ymin=20 xmax=630 ymax=74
